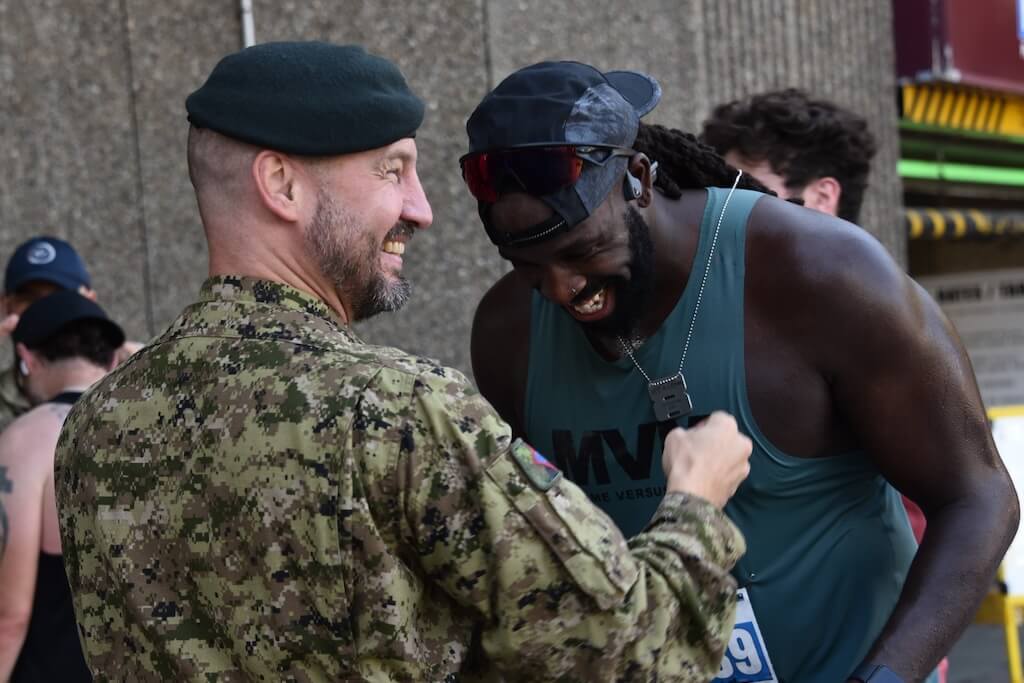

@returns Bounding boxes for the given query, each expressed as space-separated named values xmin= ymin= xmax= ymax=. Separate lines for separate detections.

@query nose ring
xmin=570 ymin=286 xmax=578 ymax=297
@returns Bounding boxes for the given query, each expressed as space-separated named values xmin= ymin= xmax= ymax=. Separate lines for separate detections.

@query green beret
xmin=185 ymin=41 xmax=424 ymax=156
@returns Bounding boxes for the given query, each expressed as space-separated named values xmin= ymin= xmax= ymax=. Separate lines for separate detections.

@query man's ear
xmin=628 ymin=153 xmax=656 ymax=208
xmin=15 ymin=342 xmax=36 ymax=376
xmin=251 ymin=151 xmax=313 ymax=223
xmin=802 ymin=176 xmax=842 ymax=218
xmin=78 ymin=286 xmax=98 ymax=302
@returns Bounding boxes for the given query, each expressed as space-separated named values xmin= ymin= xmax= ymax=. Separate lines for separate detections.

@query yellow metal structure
xmin=903 ymin=83 xmax=1024 ymax=136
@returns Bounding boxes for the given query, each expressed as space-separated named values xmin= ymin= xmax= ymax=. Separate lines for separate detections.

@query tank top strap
xmin=681 ymin=186 xmax=763 ymax=370
xmin=48 ymin=391 xmax=84 ymax=406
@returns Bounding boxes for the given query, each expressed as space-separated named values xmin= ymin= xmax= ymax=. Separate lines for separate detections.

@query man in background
xmin=701 ymin=88 xmax=876 ymax=223
xmin=0 ymin=235 xmax=141 ymax=431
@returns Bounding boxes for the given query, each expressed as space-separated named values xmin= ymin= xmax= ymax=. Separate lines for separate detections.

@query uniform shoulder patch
xmin=509 ymin=439 xmax=562 ymax=492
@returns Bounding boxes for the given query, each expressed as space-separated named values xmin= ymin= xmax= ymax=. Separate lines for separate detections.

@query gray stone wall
xmin=0 ymin=0 xmax=902 ymax=375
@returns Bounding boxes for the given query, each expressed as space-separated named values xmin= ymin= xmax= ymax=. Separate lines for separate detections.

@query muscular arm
xmin=0 ymin=412 xmax=51 ymax=680
xmin=841 ymin=260 xmax=1015 ymax=680
xmin=369 ymin=368 xmax=746 ymax=681
xmin=765 ymin=202 xmax=1018 ymax=681
xmin=471 ymin=271 xmax=532 ymax=436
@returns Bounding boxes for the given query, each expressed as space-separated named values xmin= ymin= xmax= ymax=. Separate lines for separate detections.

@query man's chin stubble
xmin=349 ymin=275 xmax=412 ymax=321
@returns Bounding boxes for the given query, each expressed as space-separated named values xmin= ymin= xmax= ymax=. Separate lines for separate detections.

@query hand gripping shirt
xmin=55 ymin=276 xmax=746 ymax=683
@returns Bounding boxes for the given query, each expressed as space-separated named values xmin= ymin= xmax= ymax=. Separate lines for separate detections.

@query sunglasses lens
xmin=461 ymin=147 xmax=585 ymax=202
xmin=462 ymin=154 xmax=498 ymax=203
xmin=512 ymin=147 xmax=584 ymax=196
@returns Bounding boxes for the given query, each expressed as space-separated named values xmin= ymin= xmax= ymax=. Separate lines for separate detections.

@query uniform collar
xmin=199 ymin=276 xmax=340 ymax=325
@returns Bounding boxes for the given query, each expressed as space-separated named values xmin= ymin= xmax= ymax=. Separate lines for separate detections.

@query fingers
xmin=0 ymin=313 xmax=18 ymax=337
xmin=695 ymin=410 xmax=738 ymax=432
xmin=663 ymin=411 xmax=753 ymax=508
xmin=731 ymin=461 xmax=752 ymax=498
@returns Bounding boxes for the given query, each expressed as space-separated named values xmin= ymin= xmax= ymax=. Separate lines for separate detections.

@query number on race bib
xmin=712 ymin=589 xmax=777 ymax=683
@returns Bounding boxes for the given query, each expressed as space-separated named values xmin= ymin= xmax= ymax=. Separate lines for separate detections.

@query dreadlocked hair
xmin=634 ymin=123 xmax=779 ymax=200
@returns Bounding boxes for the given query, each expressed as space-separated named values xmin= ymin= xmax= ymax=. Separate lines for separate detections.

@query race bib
xmin=712 ymin=588 xmax=778 ymax=683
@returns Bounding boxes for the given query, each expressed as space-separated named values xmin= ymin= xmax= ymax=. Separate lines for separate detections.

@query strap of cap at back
xmin=485 ymin=213 xmax=570 ymax=247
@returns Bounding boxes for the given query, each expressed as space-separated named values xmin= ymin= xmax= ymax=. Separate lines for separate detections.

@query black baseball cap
xmin=5 ymin=236 xmax=92 ymax=294
xmin=12 ymin=291 xmax=124 ymax=350
xmin=465 ymin=61 xmax=661 ymax=245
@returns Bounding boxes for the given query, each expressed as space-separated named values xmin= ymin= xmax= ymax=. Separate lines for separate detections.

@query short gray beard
xmin=306 ymin=193 xmax=412 ymax=321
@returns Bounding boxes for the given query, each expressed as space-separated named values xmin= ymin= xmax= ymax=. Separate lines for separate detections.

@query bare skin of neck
xmin=206 ymin=225 xmax=351 ymax=325
xmin=36 ymin=360 xmax=109 ymax=402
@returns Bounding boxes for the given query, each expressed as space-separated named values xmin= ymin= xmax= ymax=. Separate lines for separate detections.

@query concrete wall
xmin=0 ymin=0 xmax=903 ymax=375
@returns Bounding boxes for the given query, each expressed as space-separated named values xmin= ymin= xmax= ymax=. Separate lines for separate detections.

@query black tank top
xmin=11 ymin=391 xmax=92 ymax=683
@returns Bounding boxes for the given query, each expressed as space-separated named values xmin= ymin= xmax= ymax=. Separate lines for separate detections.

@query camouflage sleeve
xmin=0 ymin=367 xmax=30 ymax=434
xmin=377 ymin=367 xmax=745 ymax=682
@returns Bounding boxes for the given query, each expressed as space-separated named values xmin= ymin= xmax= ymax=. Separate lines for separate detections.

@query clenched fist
xmin=663 ymin=412 xmax=753 ymax=508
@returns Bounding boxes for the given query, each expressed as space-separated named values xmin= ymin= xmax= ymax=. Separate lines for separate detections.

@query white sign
xmin=917 ymin=268 xmax=1024 ymax=410
xmin=994 ymin=416 xmax=1024 ymax=594
xmin=1018 ymin=0 xmax=1024 ymax=58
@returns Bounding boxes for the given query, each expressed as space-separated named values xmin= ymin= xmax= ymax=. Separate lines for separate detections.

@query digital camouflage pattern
xmin=55 ymin=276 xmax=745 ymax=682
xmin=0 ymin=366 xmax=31 ymax=434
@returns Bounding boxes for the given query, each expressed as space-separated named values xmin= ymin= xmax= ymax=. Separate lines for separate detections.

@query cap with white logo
xmin=4 ymin=236 xmax=92 ymax=294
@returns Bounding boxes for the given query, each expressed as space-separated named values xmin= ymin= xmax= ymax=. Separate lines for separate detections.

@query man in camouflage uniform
xmin=55 ymin=41 xmax=753 ymax=682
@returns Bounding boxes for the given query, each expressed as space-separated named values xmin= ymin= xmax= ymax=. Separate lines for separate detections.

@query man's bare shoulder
xmin=473 ymin=271 xmax=532 ymax=361
xmin=475 ymin=270 xmax=531 ymax=325
xmin=472 ymin=271 xmax=533 ymax=434
xmin=745 ymin=194 xmax=934 ymax=390
xmin=746 ymin=195 xmax=903 ymax=302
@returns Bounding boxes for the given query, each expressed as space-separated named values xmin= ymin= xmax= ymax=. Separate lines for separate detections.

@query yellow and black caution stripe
xmin=902 ymin=84 xmax=1024 ymax=136
xmin=906 ymin=207 xmax=1024 ymax=240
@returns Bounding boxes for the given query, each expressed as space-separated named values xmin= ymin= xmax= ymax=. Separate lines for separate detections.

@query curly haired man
xmin=701 ymin=88 xmax=876 ymax=223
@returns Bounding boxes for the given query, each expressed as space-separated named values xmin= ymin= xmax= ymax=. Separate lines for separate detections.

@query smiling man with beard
xmin=53 ymin=42 xmax=758 ymax=682
xmin=467 ymin=61 xmax=1017 ymax=683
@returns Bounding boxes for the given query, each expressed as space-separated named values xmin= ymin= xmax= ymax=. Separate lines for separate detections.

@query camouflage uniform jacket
xmin=56 ymin=276 xmax=745 ymax=683
xmin=0 ymin=365 xmax=31 ymax=433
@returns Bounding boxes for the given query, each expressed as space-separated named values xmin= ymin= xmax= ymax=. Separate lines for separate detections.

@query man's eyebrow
xmin=384 ymin=148 xmax=416 ymax=164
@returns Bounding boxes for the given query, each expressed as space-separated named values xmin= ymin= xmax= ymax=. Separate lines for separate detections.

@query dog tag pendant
xmin=648 ymin=372 xmax=693 ymax=422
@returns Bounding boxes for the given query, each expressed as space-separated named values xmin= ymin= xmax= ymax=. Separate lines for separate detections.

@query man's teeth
xmin=382 ymin=241 xmax=405 ymax=255
xmin=572 ymin=288 xmax=606 ymax=315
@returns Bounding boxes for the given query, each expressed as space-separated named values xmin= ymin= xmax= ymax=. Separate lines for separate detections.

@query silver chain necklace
xmin=617 ymin=170 xmax=743 ymax=422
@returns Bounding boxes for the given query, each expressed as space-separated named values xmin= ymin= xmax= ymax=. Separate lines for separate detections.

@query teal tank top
xmin=524 ymin=187 xmax=918 ymax=683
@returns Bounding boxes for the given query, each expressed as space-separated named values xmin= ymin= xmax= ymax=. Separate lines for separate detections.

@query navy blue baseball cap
xmin=465 ymin=61 xmax=661 ymax=246
xmin=12 ymin=290 xmax=124 ymax=349
xmin=5 ymin=236 xmax=91 ymax=294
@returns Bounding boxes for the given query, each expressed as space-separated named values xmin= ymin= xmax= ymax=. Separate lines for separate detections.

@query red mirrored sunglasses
xmin=459 ymin=144 xmax=636 ymax=203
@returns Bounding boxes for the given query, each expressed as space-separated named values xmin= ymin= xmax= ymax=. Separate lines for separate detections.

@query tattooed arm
xmin=0 ymin=408 xmax=54 ymax=680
